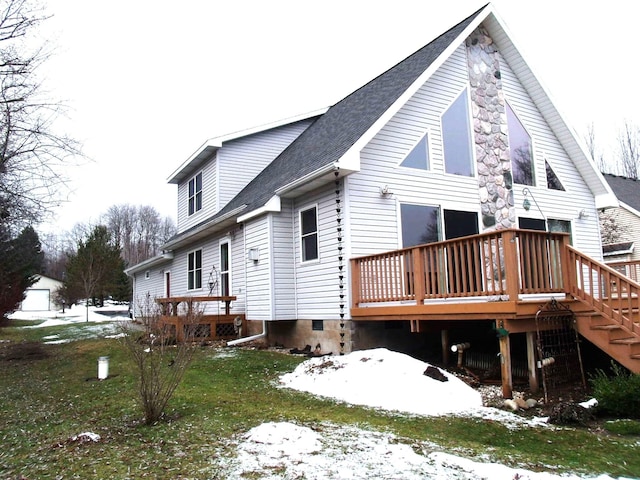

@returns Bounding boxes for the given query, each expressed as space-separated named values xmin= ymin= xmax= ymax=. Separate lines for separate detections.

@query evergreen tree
xmin=63 ymin=225 xmax=129 ymax=319
xmin=0 ymin=225 xmax=44 ymax=319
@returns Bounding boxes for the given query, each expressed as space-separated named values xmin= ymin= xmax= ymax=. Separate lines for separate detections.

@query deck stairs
xmin=568 ymin=246 xmax=640 ymax=373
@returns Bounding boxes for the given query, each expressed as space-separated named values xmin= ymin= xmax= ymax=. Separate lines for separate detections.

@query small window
xmin=187 ymin=249 xmax=202 ymax=290
xmin=545 ymin=160 xmax=565 ymax=191
xmin=506 ymin=102 xmax=534 ymax=186
xmin=400 ymin=204 xmax=440 ymax=247
xmin=442 ymin=89 xmax=474 ymax=177
xmin=312 ymin=320 xmax=324 ymax=331
xmin=188 ymin=172 xmax=203 ymax=216
xmin=400 ymin=134 xmax=429 ymax=170
xmin=300 ymin=206 xmax=318 ymax=262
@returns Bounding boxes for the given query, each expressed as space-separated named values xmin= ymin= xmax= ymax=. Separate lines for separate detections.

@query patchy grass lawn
xmin=0 ymin=319 xmax=639 ymax=479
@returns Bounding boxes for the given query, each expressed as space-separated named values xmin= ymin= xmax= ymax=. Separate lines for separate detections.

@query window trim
xmin=187 ymin=249 xmax=203 ymax=291
xmin=300 ymin=204 xmax=319 ymax=263
xmin=188 ymin=171 xmax=203 ymax=216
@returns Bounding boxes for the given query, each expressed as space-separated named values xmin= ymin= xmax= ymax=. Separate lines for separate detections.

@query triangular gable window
xmin=545 ymin=160 xmax=565 ymax=191
xmin=506 ymin=102 xmax=534 ymax=186
xmin=400 ymin=135 xmax=429 ymax=170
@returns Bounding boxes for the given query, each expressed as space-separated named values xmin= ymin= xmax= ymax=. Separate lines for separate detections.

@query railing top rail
xmin=607 ymin=259 xmax=640 ymax=267
xmin=157 ymin=296 xmax=237 ymax=303
xmin=351 ymin=228 xmax=570 ymax=261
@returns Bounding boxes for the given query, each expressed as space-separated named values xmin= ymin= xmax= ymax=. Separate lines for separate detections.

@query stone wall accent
xmin=466 ymin=27 xmax=515 ymax=231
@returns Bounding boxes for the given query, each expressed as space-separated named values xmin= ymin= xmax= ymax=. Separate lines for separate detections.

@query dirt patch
xmin=0 ymin=341 xmax=50 ymax=361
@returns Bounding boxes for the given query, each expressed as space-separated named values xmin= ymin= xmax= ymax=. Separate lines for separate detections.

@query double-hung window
xmin=300 ymin=206 xmax=318 ymax=262
xmin=187 ymin=249 xmax=202 ymax=290
xmin=188 ymin=172 xmax=203 ymax=216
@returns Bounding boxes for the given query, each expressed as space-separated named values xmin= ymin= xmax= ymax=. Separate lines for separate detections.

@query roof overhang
xmin=162 ymin=204 xmax=247 ymax=251
xmin=125 ymin=251 xmax=174 ymax=277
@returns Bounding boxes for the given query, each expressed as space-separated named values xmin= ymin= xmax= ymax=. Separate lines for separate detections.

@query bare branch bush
xmin=119 ymin=295 xmax=202 ymax=425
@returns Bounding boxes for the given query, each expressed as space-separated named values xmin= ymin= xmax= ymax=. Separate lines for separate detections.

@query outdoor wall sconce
xmin=379 ymin=185 xmax=393 ymax=198
xmin=578 ymin=208 xmax=590 ymax=219
xmin=248 ymin=248 xmax=260 ymax=263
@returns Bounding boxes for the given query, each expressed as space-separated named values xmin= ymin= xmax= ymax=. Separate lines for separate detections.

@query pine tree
xmin=63 ymin=225 xmax=128 ymax=320
xmin=0 ymin=225 xmax=44 ymax=319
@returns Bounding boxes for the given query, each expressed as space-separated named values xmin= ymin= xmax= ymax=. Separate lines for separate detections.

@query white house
xmin=127 ymin=4 xmax=628 ymax=387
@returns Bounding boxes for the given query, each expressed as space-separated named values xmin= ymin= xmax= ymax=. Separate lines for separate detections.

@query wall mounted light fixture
xmin=248 ymin=248 xmax=260 ymax=262
xmin=379 ymin=185 xmax=393 ymax=198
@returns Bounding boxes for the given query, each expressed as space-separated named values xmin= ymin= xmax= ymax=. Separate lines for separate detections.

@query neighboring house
xmin=601 ymin=174 xmax=640 ymax=263
xmin=127 ymin=4 xmax=629 ymax=394
xmin=20 ymin=275 xmax=63 ymax=312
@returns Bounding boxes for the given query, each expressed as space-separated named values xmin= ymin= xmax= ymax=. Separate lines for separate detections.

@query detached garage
xmin=20 ymin=275 xmax=63 ymax=311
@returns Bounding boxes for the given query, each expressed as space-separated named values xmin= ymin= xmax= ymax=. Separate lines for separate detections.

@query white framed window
xmin=400 ymin=133 xmax=430 ymax=170
xmin=188 ymin=172 xmax=203 ymax=216
xmin=300 ymin=205 xmax=319 ymax=262
xmin=187 ymin=249 xmax=202 ymax=290
xmin=442 ymin=88 xmax=474 ymax=177
xmin=506 ymin=101 xmax=534 ymax=186
xmin=219 ymin=240 xmax=230 ymax=296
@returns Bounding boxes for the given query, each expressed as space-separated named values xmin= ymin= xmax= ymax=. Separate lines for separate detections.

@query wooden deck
xmin=350 ymin=228 xmax=640 ymax=396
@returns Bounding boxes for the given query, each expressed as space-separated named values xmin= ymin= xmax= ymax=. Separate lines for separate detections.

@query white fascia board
xmin=237 ymin=195 xmax=282 ymax=222
xmin=619 ymin=201 xmax=640 ymax=218
xmin=167 ymin=140 xmax=221 ymax=184
xmin=275 ymin=162 xmax=340 ymax=196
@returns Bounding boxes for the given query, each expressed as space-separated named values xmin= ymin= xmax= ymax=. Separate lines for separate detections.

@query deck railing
xmin=606 ymin=260 xmax=640 ymax=283
xmin=567 ymin=247 xmax=640 ymax=336
xmin=350 ymin=229 xmax=570 ymax=306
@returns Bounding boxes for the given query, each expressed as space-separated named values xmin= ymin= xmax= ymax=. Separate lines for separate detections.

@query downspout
xmin=227 ymin=221 xmax=266 ymax=346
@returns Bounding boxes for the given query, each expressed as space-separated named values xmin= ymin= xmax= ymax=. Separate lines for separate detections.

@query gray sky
xmin=38 ymin=0 xmax=640 ymax=232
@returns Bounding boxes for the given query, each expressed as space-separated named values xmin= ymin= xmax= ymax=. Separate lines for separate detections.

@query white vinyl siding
xmin=177 ymin=158 xmax=218 ymax=233
xmin=217 ymin=120 xmax=315 ymax=209
xmin=176 ymin=120 xmax=314 ymax=234
xmin=351 ymin=45 xmax=477 ymax=258
xmin=245 ymin=216 xmax=272 ymax=320
xmin=294 ymin=185 xmax=342 ymax=320
xmin=272 ymin=200 xmax=296 ymax=318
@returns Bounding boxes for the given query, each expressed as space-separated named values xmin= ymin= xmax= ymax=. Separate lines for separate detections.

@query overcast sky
xmin=37 ymin=0 xmax=640 ymax=233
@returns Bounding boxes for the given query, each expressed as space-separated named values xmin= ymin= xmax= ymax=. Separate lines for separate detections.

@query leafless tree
xmin=119 ymin=295 xmax=202 ymax=425
xmin=617 ymin=120 xmax=640 ymax=179
xmin=102 ymin=203 xmax=176 ymax=266
xmin=0 ymin=0 xmax=82 ymax=230
xmin=584 ymin=122 xmax=608 ymax=173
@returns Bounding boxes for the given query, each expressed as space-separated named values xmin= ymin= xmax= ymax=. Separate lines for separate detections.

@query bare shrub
xmin=119 ymin=296 xmax=202 ymax=425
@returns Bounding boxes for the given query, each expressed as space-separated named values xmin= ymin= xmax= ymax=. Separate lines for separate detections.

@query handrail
xmin=567 ymin=246 xmax=640 ymax=336
xmin=350 ymin=228 xmax=569 ymax=307
xmin=606 ymin=260 xmax=640 ymax=283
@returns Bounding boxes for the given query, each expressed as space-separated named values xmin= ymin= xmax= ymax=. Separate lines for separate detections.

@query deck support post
xmin=526 ymin=331 xmax=539 ymax=393
xmin=441 ymin=329 xmax=450 ymax=365
xmin=498 ymin=328 xmax=513 ymax=398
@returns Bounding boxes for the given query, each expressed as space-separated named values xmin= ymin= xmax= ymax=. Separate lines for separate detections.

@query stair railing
xmin=567 ymin=245 xmax=640 ymax=337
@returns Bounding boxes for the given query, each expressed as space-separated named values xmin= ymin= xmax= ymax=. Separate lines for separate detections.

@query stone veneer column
xmin=466 ymin=27 xmax=515 ymax=231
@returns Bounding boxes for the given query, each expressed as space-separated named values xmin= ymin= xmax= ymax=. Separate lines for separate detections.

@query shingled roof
xmin=172 ymin=5 xmax=486 ymax=240
xmin=603 ymin=174 xmax=640 ymax=212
